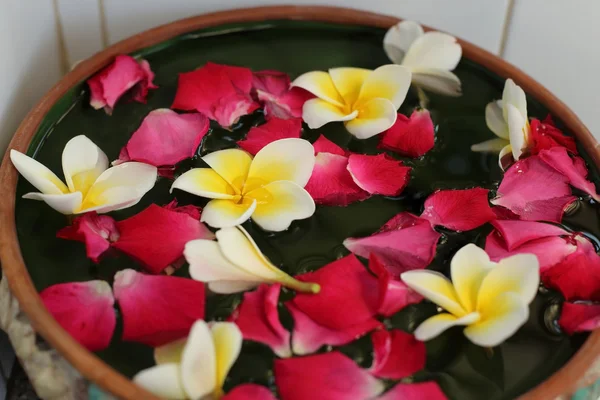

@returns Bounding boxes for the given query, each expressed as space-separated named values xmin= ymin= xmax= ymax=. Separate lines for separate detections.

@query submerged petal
xmin=355 ymin=64 xmax=411 ymax=109
xmin=10 ymin=149 xmax=68 ymax=195
xmin=200 ymin=198 xmax=257 ymax=229
xmin=291 ymin=71 xmax=344 ymax=106
xmin=414 ymin=312 xmax=480 ymax=342
xmin=301 ymin=98 xmax=357 ymax=129
xmin=383 ymin=20 xmax=425 ymax=64
xmin=171 ymin=168 xmax=237 ymax=199
xmin=345 ymin=98 xmax=398 ymax=139
xmin=401 ymin=270 xmax=466 ymax=316
xmin=62 ymin=135 xmax=109 ymax=195
xmin=202 ymin=149 xmax=253 ymax=193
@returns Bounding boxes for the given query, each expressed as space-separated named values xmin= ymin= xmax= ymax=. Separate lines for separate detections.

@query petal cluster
xmin=252 ymin=70 xmax=313 ymax=120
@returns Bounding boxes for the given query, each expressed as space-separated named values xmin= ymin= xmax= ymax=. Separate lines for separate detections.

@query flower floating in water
xmin=185 ymin=225 xmax=319 ymax=294
xmin=471 ymin=79 xmax=531 ymax=167
xmin=292 ymin=65 xmax=412 ymax=139
xmin=171 ymin=138 xmax=316 ymax=231
xmin=401 ymin=243 xmax=539 ymax=347
xmin=134 ymin=320 xmax=242 ymax=400
xmin=383 ymin=21 xmax=462 ymax=96
xmin=10 ymin=135 xmax=157 ymax=214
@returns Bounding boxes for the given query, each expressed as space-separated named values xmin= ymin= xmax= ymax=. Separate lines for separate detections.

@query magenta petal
xmin=490 ymin=220 xmax=570 ymax=250
xmin=252 ymin=70 xmax=313 ymax=120
xmin=492 ymin=155 xmax=576 ymax=222
xmin=378 ymin=110 xmax=435 ymax=157
xmin=224 ymin=384 xmax=276 ymax=400
xmin=559 ymin=302 xmax=600 ymax=335
xmin=539 ymin=147 xmax=600 ymax=201
xmin=113 ymin=204 xmax=214 ymax=274
xmin=113 ymin=269 xmax=205 ymax=347
xmin=286 ymin=302 xmax=381 ymax=355
xmin=117 ymin=109 xmax=209 ymax=166
xmin=344 ymin=212 xmax=441 ymax=277
xmin=274 ymin=352 xmax=384 ymax=400
xmin=378 ymin=381 xmax=447 ymax=400
xmin=312 ymin=135 xmax=346 ymax=156
xmin=304 ymin=152 xmax=368 ymax=206
xmin=370 ymin=329 xmax=426 ymax=379
xmin=230 ymin=284 xmax=291 ymax=358
xmin=421 ymin=188 xmax=496 ymax=231
xmin=238 ymin=118 xmax=302 ymax=155
xmin=172 ymin=62 xmax=260 ymax=128
xmin=57 ymin=212 xmax=119 ymax=262
xmin=347 ymin=154 xmax=411 ymax=196
xmin=292 ymin=255 xmax=379 ymax=330
xmin=40 ymin=281 xmax=115 ymax=351
xmin=541 ymin=246 xmax=600 ymax=302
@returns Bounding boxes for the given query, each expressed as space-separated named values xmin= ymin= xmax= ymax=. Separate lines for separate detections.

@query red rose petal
xmin=113 ymin=269 xmax=205 ymax=347
xmin=539 ymin=147 xmax=600 ymax=201
xmin=163 ymin=199 xmax=202 ymax=219
xmin=274 ymin=352 xmax=384 ymax=400
xmin=116 ymin=109 xmax=209 ymax=167
xmin=347 ymin=154 xmax=411 ymax=196
xmin=344 ymin=212 xmax=441 ymax=277
xmin=304 ymin=152 xmax=368 ymax=206
xmin=370 ymin=329 xmax=426 ymax=379
xmin=378 ymin=110 xmax=435 ymax=157
xmin=292 ymin=255 xmax=379 ymax=330
xmin=238 ymin=117 xmax=302 ymax=155
xmin=88 ymin=55 xmax=156 ymax=112
xmin=224 ymin=384 xmax=276 ymax=400
xmin=252 ymin=70 xmax=313 ymax=120
xmin=172 ymin=62 xmax=260 ymax=128
xmin=113 ymin=204 xmax=214 ymax=274
xmin=369 ymin=254 xmax=423 ymax=317
xmin=229 ymin=284 xmax=291 ymax=358
xmin=312 ymin=135 xmax=346 ymax=156
xmin=492 ymin=155 xmax=577 ymax=222
xmin=379 ymin=381 xmax=447 ymax=400
xmin=57 ymin=212 xmax=119 ymax=262
xmin=286 ymin=302 xmax=381 ymax=355
xmin=530 ymin=117 xmax=577 ymax=156
xmin=40 ymin=281 xmax=115 ymax=351
xmin=541 ymin=246 xmax=600 ymax=301
xmin=559 ymin=302 xmax=600 ymax=335
xmin=421 ymin=188 xmax=496 ymax=231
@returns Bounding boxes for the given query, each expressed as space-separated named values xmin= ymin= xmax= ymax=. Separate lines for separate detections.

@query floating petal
xmin=402 ymin=31 xmax=462 ymax=71
xmin=412 ymin=68 xmax=462 ymax=96
xmin=539 ymin=147 xmax=600 ymax=201
xmin=22 ymin=192 xmax=82 ymax=214
xmin=133 ymin=363 xmax=186 ymax=400
xmin=489 ymin=220 xmax=570 ymax=250
xmin=414 ymin=312 xmax=480 ymax=341
xmin=238 ymin=118 xmax=302 ymax=155
xmin=10 ymin=149 xmax=68 ymax=195
xmin=200 ymin=198 xmax=257 ymax=229
xmin=211 ymin=322 xmax=244 ymax=394
xmin=301 ymin=98 xmax=357 ymax=129
xmin=329 ymin=67 xmax=371 ymax=105
xmin=224 ymin=384 xmax=277 ymax=400
xmin=502 ymin=79 xmax=527 ymax=121
xmin=202 ymin=149 xmax=253 ymax=193
xmin=485 ymin=100 xmax=508 ymax=139
xmin=347 ymin=153 xmax=410 ymax=196
xmin=530 ymin=117 xmax=577 ymax=155
xmin=252 ymin=70 xmax=312 ymax=120
xmin=378 ymin=110 xmax=435 ymax=157
xmin=542 ymin=246 xmax=600 ymax=301
xmin=450 ymin=244 xmax=494 ymax=312
xmin=345 ymin=97 xmax=398 ymax=139
xmin=355 ymin=64 xmax=412 ymax=110
xmin=370 ymin=329 xmax=426 ymax=379
xmin=383 ymin=21 xmax=425 ymax=64
xmin=401 ymin=270 xmax=466 ymax=317
xmin=379 ymin=381 xmax=447 ymax=400
xmin=171 ymin=168 xmax=237 ymax=199
xmin=559 ymin=302 xmax=600 ymax=335
xmin=180 ymin=320 xmax=217 ymax=399
xmin=421 ymin=188 xmax=496 ymax=231
xmin=312 ymin=135 xmax=346 ymax=156
xmin=291 ymin=71 xmax=345 ymax=106
xmin=62 ymin=135 xmax=109 ymax=195
xmin=56 ymin=212 xmax=119 ymax=262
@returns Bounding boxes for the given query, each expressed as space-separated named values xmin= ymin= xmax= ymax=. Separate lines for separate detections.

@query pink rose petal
xmin=312 ymin=135 xmax=346 ymax=156
xmin=539 ymin=147 xmax=600 ymax=201
xmin=40 ymin=281 xmax=115 ymax=351
xmin=304 ymin=152 xmax=368 ymax=206
xmin=229 ymin=284 xmax=291 ymax=358
xmin=113 ymin=204 xmax=214 ymax=274
xmin=378 ymin=110 xmax=435 ymax=157
xmin=344 ymin=212 xmax=441 ymax=277
xmin=224 ymin=384 xmax=276 ymax=400
xmin=57 ymin=212 xmax=119 ymax=262
xmin=559 ymin=302 xmax=600 ymax=335
xmin=370 ymin=329 xmax=426 ymax=379
xmin=274 ymin=352 xmax=384 ymax=400
xmin=252 ymin=70 xmax=313 ymax=120
xmin=530 ymin=117 xmax=577 ymax=156
xmin=286 ymin=302 xmax=381 ymax=355
xmin=492 ymin=155 xmax=577 ymax=222
xmin=541 ymin=246 xmax=600 ymax=302
xmin=421 ymin=188 xmax=496 ymax=231
xmin=113 ymin=269 xmax=205 ymax=347
xmin=238 ymin=117 xmax=302 ymax=155
xmin=489 ymin=220 xmax=570 ymax=250
xmin=172 ymin=62 xmax=260 ymax=128
xmin=292 ymin=255 xmax=379 ymax=330
xmin=87 ymin=55 xmax=156 ymax=112
xmin=116 ymin=109 xmax=209 ymax=167
xmin=379 ymin=381 xmax=447 ymax=400
xmin=347 ymin=154 xmax=411 ymax=196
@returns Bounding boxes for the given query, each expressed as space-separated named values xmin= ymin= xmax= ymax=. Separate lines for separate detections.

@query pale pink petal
xmin=56 ymin=212 xmax=119 ymax=262
xmin=378 ymin=110 xmax=435 ymax=157
xmin=238 ymin=118 xmax=302 ymax=155
xmin=421 ymin=188 xmax=496 ymax=231
xmin=370 ymin=329 xmax=426 ymax=379
xmin=347 ymin=153 xmax=411 ymax=196
xmin=539 ymin=147 xmax=600 ymax=201
xmin=559 ymin=302 xmax=600 ymax=335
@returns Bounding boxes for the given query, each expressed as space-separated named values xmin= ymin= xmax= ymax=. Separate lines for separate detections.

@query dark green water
xmin=13 ymin=20 xmax=598 ymax=399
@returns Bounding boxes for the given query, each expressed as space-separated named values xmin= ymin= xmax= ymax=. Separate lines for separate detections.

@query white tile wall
xmin=56 ymin=0 xmax=105 ymax=67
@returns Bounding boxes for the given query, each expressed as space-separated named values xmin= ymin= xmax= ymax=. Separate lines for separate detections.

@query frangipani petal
xmin=502 ymin=78 xmax=527 ymax=120
xmin=411 ymin=68 xmax=462 ymax=96
xmin=356 ymin=64 xmax=412 ymax=109
xmin=401 ymin=270 xmax=466 ymax=317
xmin=383 ymin=20 xmax=424 ymax=64
xmin=202 ymin=149 xmax=253 ymax=193
xmin=171 ymin=168 xmax=237 ymax=199
xmin=464 ymin=292 xmax=528 ymax=347
xmin=506 ymin=103 xmax=528 ymax=160
xmin=201 ymin=198 xmax=257 ymax=228
xmin=451 ymin=244 xmax=494 ymax=312
xmin=328 ymin=67 xmax=371 ymax=106
xmin=209 ymin=281 xmax=259 ymax=294
xmin=402 ymin=31 xmax=462 ymax=71
xmin=181 ymin=320 xmax=217 ymax=399
xmin=291 ymin=71 xmax=344 ymax=106
xmin=154 ymin=339 xmax=186 ymax=365
xmin=415 ymin=312 xmax=480 ymax=342
xmin=485 ymin=100 xmax=509 ymax=139
xmin=62 ymin=135 xmax=109 ymax=195
xmin=247 ymin=181 xmax=316 ymax=232
xmin=211 ymin=322 xmax=243 ymax=393
xmin=301 ymin=98 xmax=357 ymax=129
xmin=10 ymin=149 xmax=68 ymax=195
xmin=133 ymin=363 xmax=186 ymax=400
xmin=23 ymin=192 xmax=82 ymax=215
xmin=470 ymin=138 xmax=509 ymax=153
xmin=345 ymin=98 xmax=398 ymax=139
xmin=186 ymin=240 xmax=260 ymax=284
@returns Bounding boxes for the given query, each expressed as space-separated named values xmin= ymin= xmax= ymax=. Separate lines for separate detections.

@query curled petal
xmin=402 ymin=31 xmax=462 ymax=71
xmin=57 ymin=212 xmax=119 ymax=262
xmin=201 ymin=198 xmax=257 ymax=229
xmin=485 ymin=100 xmax=509 ymax=139
xmin=502 ymin=79 xmax=527 ymax=121
xmin=347 ymin=153 xmax=411 ymax=196
xmin=421 ymin=188 xmax=496 ymax=231
xmin=383 ymin=20 xmax=425 ymax=64
xmin=40 ymin=281 xmax=115 ymax=352
xmin=542 ymin=246 xmax=600 ymax=301
xmin=401 ymin=270 xmax=466 ymax=317
xmin=346 ymin=97 xmax=398 ymax=139
xmin=224 ymin=384 xmax=277 ymax=400
xmin=301 ymin=98 xmax=357 ymax=129
xmin=62 ymin=135 xmax=109 ymax=195
xmin=252 ymin=70 xmax=312 ymax=120
xmin=530 ymin=117 xmax=577 ymax=155
xmin=379 ymin=381 xmax=447 ymax=400
xmin=113 ymin=269 xmax=206 ymax=347
xmin=312 ymin=135 xmax=346 ymax=156
xmin=291 ymin=71 xmax=345 ymax=106
xmin=411 ymin=68 xmax=462 ymax=96
xmin=370 ymin=329 xmax=426 ymax=379
xmin=23 ymin=192 xmax=82 ymax=215
xmin=415 ymin=312 xmax=480 ymax=342
xmin=180 ymin=320 xmax=217 ymax=399
xmin=559 ymin=302 xmax=600 ymax=335
xmin=171 ymin=168 xmax=237 ymax=199
xmin=379 ymin=110 xmax=435 ymax=157
xmin=355 ymin=64 xmax=412 ymax=110
xmin=539 ymin=147 xmax=600 ymax=201
xmin=133 ymin=363 xmax=186 ymax=400
xmin=10 ymin=149 xmax=69 ymax=195
xmin=238 ymin=118 xmax=302 ymax=155
xmin=489 ymin=219 xmax=570 ymax=250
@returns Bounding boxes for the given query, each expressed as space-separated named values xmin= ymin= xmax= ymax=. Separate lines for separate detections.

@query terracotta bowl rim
xmin=0 ymin=5 xmax=598 ymax=400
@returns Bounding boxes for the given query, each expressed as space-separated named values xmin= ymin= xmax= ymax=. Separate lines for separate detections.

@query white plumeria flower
xmin=134 ymin=320 xmax=242 ymax=400
xmin=171 ymin=138 xmax=316 ymax=232
xmin=401 ymin=244 xmax=539 ymax=347
xmin=10 ymin=135 xmax=157 ymax=214
xmin=384 ymin=20 xmax=462 ymax=96
xmin=291 ymin=65 xmax=411 ymax=139
xmin=185 ymin=225 xmax=319 ymax=294
xmin=471 ymin=79 xmax=531 ymax=165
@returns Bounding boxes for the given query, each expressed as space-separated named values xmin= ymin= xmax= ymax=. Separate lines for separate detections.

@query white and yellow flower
xmin=134 ymin=320 xmax=241 ymax=400
xmin=171 ymin=138 xmax=316 ymax=232
xmin=401 ymin=243 xmax=539 ymax=347
xmin=10 ymin=135 xmax=157 ymax=214
xmin=291 ymin=65 xmax=412 ymax=139
xmin=384 ymin=20 xmax=462 ymax=96
xmin=185 ymin=225 xmax=319 ymax=294
xmin=471 ymin=79 xmax=531 ymax=165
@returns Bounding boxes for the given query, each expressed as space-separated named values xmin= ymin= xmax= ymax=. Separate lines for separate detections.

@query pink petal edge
xmin=378 ymin=110 xmax=435 ymax=157
xmin=370 ymin=329 xmax=426 ymax=379
xmin=238 ymin=117 xmax=302 ymax=155
xmin=347 ymin=153 xmax=411 ymax=197
xmin=421 ymin=188 xmax=496 ymax=231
